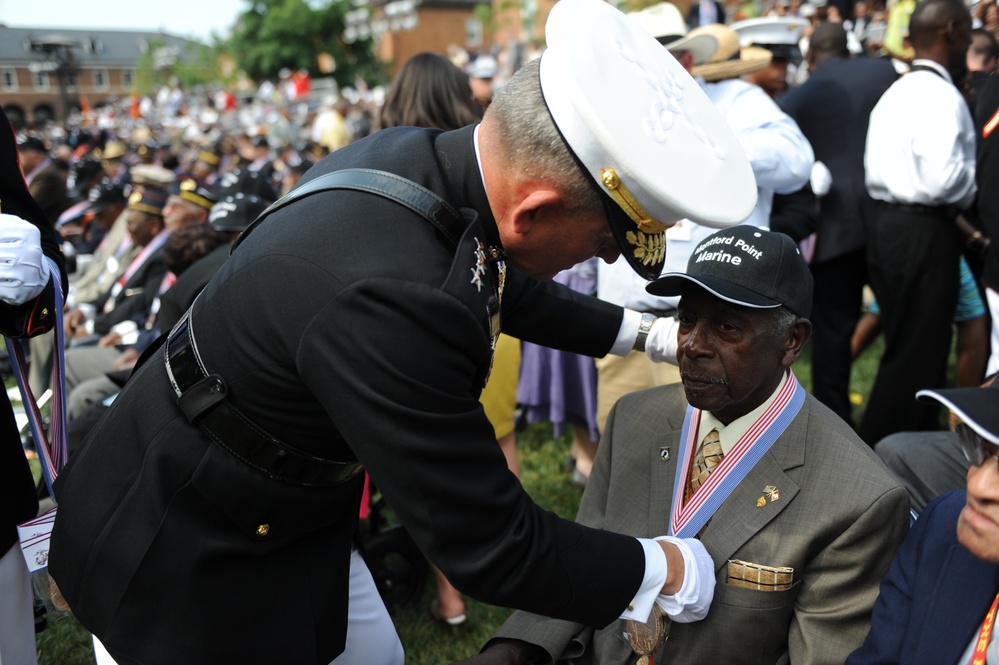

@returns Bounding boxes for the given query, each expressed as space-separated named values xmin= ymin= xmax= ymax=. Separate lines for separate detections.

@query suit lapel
xmin=700 ymin=452 xmax=800 ymax=572
xmin=916 ymin=545 xmax=999 ymax=664
xmin=649 ymin=427 xmax=679 ymax=537
xmin=698 ymin=400 xmax=809 ymax=572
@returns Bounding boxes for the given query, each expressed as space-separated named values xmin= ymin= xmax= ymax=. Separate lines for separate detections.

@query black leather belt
xmin=880 ymin=201 xmax=958 ymax=218
xmin=164 ymin=312 xmax=362 ymax=487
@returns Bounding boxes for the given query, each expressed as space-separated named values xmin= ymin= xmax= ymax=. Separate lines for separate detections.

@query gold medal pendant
xmin=625 ymin=605 xmax=665 ymax=664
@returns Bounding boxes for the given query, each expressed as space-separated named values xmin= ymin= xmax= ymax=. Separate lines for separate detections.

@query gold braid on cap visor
xmin=179 ymin=180 xmax=214 ymax=209
xmin=601 ymin=168 xmax=669 ymax=268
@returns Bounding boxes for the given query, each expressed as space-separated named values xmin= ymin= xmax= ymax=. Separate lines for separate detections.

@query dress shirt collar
xmin=436 ymin=123 xmax=502 ymax=251
xmin=699 ymin=371 xmax=789 ymax=455
xmin=910 ymin=58 xmax=954 ymax=85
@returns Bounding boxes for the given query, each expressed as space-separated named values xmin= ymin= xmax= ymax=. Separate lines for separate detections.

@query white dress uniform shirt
xmin=865 ymin=59 xmax=977 ymax=210
xmin=599 ymin=77 xmax=814 ymax=311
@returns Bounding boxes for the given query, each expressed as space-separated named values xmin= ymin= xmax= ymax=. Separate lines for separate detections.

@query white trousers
xmin=331 ymin=549 xmax=405 ymax=664
xmin=0 ymin=545 xmax=38 ymax=665
xmin=92 ymin=548 xmax=404 ymax=665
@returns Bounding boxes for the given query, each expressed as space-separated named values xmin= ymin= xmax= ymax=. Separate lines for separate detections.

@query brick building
xmin=370 ymin=0 xmax=492 ymax=75
xmin=0 ymin=25 xmax=202 ymax=127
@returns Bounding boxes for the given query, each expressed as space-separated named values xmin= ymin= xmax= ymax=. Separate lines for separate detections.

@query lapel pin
xmin=659 ymin=446 xmax=670 ymax=461
xmin=756 ymin=496 xmax=766 ymax=508
xmin=764 ymin=485 xmax=780 ymax=502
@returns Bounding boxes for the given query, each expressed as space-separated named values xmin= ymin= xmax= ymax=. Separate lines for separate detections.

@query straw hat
xmin=688 ymin=24 xmax=773 ymax=82
xmin=628 ymin=2 xmax=719 ymax=66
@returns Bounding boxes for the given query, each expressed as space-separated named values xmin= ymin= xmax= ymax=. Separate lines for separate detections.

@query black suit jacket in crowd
xmin=780 ymin=55 xmax=898 ymax=264
xmin=976 ymin=74 xmax=999 ymax=290
xmin=89 ymin=246 xmax=167 ymax=336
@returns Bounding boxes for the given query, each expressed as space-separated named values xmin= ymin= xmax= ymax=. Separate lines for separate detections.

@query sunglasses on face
xmin=958 ymin=422 xmax=999 ymax=468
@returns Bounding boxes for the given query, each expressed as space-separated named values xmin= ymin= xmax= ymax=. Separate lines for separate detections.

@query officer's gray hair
xmin=771 ymin=306 xmax=800 ymax=336
xmin=486 ymin=58 xmax=601 ymax=212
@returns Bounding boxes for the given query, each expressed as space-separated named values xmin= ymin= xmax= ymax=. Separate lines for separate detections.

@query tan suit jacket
xmin=495 ymin=381 xmax=909 ymax=665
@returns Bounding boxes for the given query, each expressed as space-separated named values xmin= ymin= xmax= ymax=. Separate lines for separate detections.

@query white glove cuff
xmin=654 ymin=536 xmax=716 ymax=623
xmin=645 ymin=316 xmax=679 ymax=365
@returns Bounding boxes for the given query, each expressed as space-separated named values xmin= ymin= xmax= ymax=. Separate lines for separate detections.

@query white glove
xmin=645 ymin=316 xmax=679 ymax=365
xmin=655 ymin=536 xmax=716 ymax=623
xmin=810 ymin=161 xmax=833 ymax=198
xmin=0 ymin=213 xmax=51 ymax=306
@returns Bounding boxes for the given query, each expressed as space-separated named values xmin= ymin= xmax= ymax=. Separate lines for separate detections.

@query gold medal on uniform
xmin=624 ymin=605 xmax=666 ymax=665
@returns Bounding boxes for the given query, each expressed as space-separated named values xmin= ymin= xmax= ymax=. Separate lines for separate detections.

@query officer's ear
xmin=509 ymin=188 xmax=563 ymax=236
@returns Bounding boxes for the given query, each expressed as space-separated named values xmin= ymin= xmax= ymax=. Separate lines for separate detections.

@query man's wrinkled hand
xmin=0 ymin=213 xmax=50 ymax=306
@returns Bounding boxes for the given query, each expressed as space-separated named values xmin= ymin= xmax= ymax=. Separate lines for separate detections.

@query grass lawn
xmin=33 ymin=339 xmax=887 ymax=664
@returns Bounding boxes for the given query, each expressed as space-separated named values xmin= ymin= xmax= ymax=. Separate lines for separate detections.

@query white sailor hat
xmin=541 ymin=0 xmax=757 ymax=280
xmin=628 ymin=2 xmax=719 ymax=65
xmin=731 ymin=17 xmax=808 ymax=58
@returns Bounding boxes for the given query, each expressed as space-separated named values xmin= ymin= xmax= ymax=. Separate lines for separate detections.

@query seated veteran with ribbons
xmin=463 ymin=226 xmax=910 ymax=665
xmin=47 ymin=1 xmax=759 ymax=664
xmin=848 ymin=381 xmax=999 ymax=665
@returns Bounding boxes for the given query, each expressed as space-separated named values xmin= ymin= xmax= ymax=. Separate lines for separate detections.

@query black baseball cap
xmin=209 ymin=193 xmax=269 ymax=233
xmin=17 ymin=135 xmax=48 ymax=153
xmin=82 ymin=178 xmax=126 ymax=215
xmin=216 ymin=168 xmax=277 ymax=204
xmin=917 ymin=381 xmax=999 ymax=445
xmin=647 ymin=225 xmax=813 ymax=318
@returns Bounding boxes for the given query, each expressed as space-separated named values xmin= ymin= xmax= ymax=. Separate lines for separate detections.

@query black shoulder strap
xmin=910 ymin=64 xmax=946 ymax=79
xmin=231 ymin=168 xmax=467 ymax=253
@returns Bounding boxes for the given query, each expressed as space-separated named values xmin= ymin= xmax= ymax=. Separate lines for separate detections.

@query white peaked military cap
xmin=540 ymin=0 xmax=757 ymax=280
xmin=731 ymin=17 xmax=808 ymax=58
xmin=628 ymin=2 xmax=719 ymax=66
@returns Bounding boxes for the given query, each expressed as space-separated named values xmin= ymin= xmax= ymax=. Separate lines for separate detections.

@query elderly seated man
xmin=847 ymin=380 xmax=999 ymax=664
xmin=462 ymin=226 xmax=910 ymax=665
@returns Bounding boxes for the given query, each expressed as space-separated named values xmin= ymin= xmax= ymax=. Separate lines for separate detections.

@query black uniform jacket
xmin=50 ymin=126 xmax=647 ymax=665
xmin=157 ymin=242 xmax=230 ymax=331
xmin=0 ymin=108 xmax=66 ymax=555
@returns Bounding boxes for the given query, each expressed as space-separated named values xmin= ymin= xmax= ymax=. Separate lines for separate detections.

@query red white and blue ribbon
xmin=668 ymin=371 xmax=805 ymax=538
xmin=6 ymin=257 xmax=67 ymax=499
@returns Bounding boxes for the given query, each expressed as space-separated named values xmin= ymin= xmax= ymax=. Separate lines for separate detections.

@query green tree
xmin=132 ymin=40 xmax=218 ymax=96
xmin=226 ymin=0 xmax=384 ymax=86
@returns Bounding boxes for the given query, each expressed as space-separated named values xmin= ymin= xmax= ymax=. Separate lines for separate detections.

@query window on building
xmin=466 ymin=18 xmax=483 ymax=48
xmin=123 ymin=69 xmax=134 ymax=88
xmin=93 ymin=68 xmax=109 ymax=90
xmin=33 ymin=71 xmax=49 ymax=91
xmin=2 ymin=69 xmax=17 ymax=91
